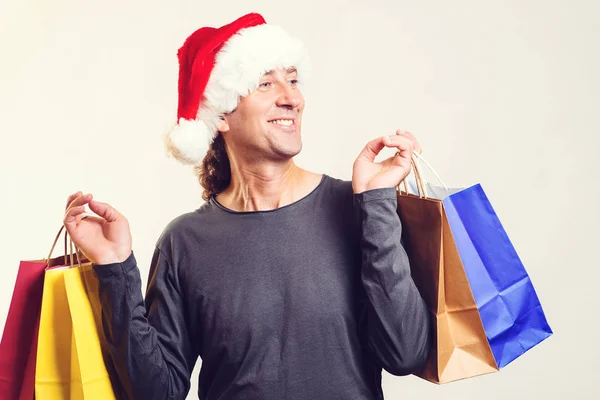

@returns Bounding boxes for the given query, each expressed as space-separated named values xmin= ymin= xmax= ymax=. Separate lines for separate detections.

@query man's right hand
xmin=63 ymin=191 xmax=133 ymax=265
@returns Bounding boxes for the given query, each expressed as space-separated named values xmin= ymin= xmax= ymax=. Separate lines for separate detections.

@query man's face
xmin=220 ymin=67 xmax=305 ymax=161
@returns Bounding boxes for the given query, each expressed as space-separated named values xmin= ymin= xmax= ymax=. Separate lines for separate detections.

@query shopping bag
xmin=442 ymin=184 xmax=552 ymax=367
xmin=0 ymin=259 xmax=45 ymax=399
xmin=64 ymin=263 xmax=116 ymax=399
xmin=35 ymin=232 xmax=116 ymax=399
xmin=399 ymin=155 xmax=552 ymax=382
xmin=396 ymin=163 xmax=499 ymax=383
xmin=407 ymin=154 xmax=552 ymax=368
xmin=0 ymin=227 xmax=77 ymax=399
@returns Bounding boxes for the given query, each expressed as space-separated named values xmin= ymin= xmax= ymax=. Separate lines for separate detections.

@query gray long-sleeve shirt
xmin=93 ymin=175 xmax=431 ymax=400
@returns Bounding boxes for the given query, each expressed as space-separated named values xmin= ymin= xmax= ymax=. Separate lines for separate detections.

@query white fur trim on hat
xmin=204 ymin=23 xmax=310 ymax=115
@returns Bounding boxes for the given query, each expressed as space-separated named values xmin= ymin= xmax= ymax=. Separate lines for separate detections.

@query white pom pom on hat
xmin=166 ymin=118 xmax=212 ymax=165
xmin=165 ymin=13 xmax=310 ymax=165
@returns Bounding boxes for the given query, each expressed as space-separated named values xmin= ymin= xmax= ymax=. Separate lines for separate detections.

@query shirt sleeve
xmin=93 ymin=247 xmax=196 ymax=400
xmin=354 ymin=187 xmax=432 ymax=376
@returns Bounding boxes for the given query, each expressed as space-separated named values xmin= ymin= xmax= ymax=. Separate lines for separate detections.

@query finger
xmin=88 ymin=200 xmax=122 ymax=223
xmin=65 ymin=205 xmax=87 ymax=217
xmin=357 ymin=136 xmax=387 ymax=162
xmin=396 ymin=129 xmax=422 ymax=154
xmin=74 ymin=213 xmax=87 ymax=225
xmin=384 ymin=135 xmax=414 ymax=151
xmin=76 ymin=214 xmax=103 ymax=225
xmin=383 ymin=135 xmax=414 ymax=160
xmin=64 ymin=205 xmax=87 ymax=229
xmin=67 ymin=193 xmax=93 ymax=212
xmin=66 ymin=191 xmax=83 ymax=210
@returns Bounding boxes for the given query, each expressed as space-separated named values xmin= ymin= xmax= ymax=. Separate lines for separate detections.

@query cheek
xmin=234 ymin=107 xmax=261 ymax=129
xmin=243 ymin=102 xmax=269 ymax=124
xmin=235 ymin=106 xmax=269 ymax=137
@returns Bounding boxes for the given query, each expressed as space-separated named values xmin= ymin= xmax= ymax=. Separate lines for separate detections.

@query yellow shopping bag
xmin=35 ymin=230 xmax=115 ymax=399
xmin=65 ymin=264 xmax=115 ymax=399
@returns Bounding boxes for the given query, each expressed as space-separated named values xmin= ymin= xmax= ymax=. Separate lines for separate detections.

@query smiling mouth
xmin=268 ymin=119 xmax=295 ymax=127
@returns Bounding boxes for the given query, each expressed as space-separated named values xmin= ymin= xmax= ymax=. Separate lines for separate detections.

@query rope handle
xmin=398 ymin=151 xmax=450 ymax=198
xmin=44 ymin=225 xmax=83 ymax=269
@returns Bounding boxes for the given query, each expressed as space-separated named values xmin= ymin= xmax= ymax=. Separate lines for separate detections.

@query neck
xmin=216 ymin=157 xmax=319 ymax=212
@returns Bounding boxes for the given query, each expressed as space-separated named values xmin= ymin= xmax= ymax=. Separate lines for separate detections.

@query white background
xmin=1 ymin=0 xmax=598 ymax=399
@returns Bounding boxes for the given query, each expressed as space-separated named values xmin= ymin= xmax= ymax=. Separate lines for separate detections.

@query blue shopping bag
xmin=406 ymin=154 xmax=553 ymax=369
xmin=441 ymin=184 xmax=552 ymax=368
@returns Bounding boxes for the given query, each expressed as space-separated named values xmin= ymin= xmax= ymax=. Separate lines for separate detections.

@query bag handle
xmin=45 ymin=226 xmax=83 ymax=268
xmin=412 ymin=151 xmax=449 ymax=193
xmin=398 ymin=151 xmax=450 ymax=199
xmin=398 ymin=153 xmax=428 ymax=198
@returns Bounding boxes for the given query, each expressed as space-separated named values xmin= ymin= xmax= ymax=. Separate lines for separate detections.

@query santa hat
xmin=165 ymin=13 xmax=310 ymax=165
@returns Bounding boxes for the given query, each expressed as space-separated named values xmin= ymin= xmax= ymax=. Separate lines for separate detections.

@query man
xmin=64 ymin=12 xmax=431 ymax=400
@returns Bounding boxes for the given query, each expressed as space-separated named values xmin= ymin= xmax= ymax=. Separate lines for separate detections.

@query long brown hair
xmin=195 ymin=132 xmax=231 ymax=201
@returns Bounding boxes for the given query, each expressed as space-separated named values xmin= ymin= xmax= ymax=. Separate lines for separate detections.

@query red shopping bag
xmin=0 ymin=259 xmax=46 ymax=399
xmin=0 ymin=227 xmax=80 ymax=399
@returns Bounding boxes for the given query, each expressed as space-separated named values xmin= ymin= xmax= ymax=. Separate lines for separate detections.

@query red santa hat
xmin=165 ymin=12 xmax=310 ymax=165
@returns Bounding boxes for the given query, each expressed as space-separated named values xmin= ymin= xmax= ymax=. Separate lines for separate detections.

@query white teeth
xmin=269 ymin=119 xmax=293 ymax=126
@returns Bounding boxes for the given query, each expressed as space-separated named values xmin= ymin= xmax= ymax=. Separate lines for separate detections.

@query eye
xmin=260 ymin=81 xmax=272 ymax=88
xmin=289 ymin=79 xmax=299 ymax=86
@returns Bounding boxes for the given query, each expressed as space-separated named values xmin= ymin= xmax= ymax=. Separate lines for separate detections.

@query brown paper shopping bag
xmin=396 ymin=161 xmax=498 ymax=384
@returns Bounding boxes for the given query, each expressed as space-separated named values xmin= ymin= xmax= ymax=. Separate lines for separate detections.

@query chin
xmin=269 ymin=138 xmax=302 ymax=160
xmin=265 ymin=128 xmax=302 ymax=158
xmin=279 ymin=143 xmax=302 ymax=159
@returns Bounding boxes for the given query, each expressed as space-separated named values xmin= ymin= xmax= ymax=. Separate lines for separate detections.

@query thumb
xmin=89 ymin=200 xmax=122 ymax=223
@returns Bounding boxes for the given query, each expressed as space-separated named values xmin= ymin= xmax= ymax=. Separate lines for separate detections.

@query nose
xmin=275 ymin=82 xmax=302 ymax=109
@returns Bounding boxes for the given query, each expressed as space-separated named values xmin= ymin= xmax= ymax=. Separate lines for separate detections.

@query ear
xmin=217 ymin=115 xmax=230 ymax=133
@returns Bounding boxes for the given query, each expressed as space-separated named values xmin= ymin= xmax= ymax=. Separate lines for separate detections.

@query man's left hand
xmin=352 ymin=130 xmax=422 ymax=194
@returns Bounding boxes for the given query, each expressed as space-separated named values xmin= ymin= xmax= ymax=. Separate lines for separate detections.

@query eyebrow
xmin=264 ymin=67 xmax=297 ymax=76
